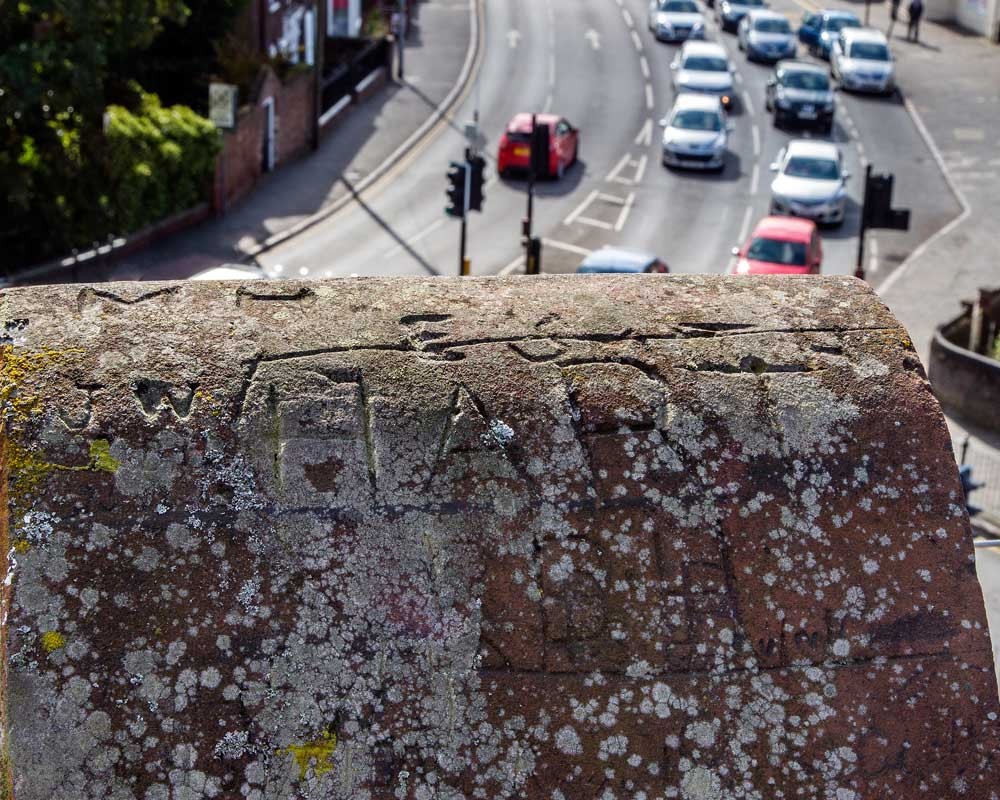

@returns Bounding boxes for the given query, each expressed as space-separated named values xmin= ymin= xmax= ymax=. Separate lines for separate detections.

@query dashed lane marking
xmin=606 ymin=153 xmax=631 ymax=183
xmin=640 ymin=56 xmax=650 ymax=79
xmin=635 ymin=153 xmax=648 ymax=183
xmin=752 ymin=125 xmax=761 ymax=158
xmin=636 ymin=118 xmax=654 ymax=147
xmin=623 ymin=8 xmax=634 ymax=26
xmin=646 ymin=84 xmax=655 ymax=110
xmin=742 ymin=90 xmax=755 ymax=116
xmin=738 ymin=205 xmax=754 ymax=243
xmin=750 ymin=163 xmax=760 ymax=195
xmin=632 ymin=30 xmax=643 ymax=51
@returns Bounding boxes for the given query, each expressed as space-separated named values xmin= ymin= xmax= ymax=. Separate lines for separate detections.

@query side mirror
xmin=766 ymin=78 xmax=776 ymax=87
xmin=726 ymin=122 xmax=735 ymax=132
xmin=769 ymin=162 xmax=780 ymax=171
xmin=842 ymin=170 xmax=851 ymax=179
xmin=731 ymin=246 xmax=741 ymax=256
xmin=658 ymin=117 xmax=669 ymax=127
xmin=671 ymin=62 xmax=680 ymax=70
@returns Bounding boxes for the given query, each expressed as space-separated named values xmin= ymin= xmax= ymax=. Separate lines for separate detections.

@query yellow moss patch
xmin=282 ymin=730 xmax=336 ymax=780
xmin=40 ymin=631 xmax=65 ymax=653
xmin=0 ymin=348 xmax=83 ymax=423
xmin=12 ymin=540 xmax=29 ymax=554
xmin=88 ymin=439 xmax=120 ymax=473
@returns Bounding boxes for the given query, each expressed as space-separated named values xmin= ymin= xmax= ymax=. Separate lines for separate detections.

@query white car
xmin=671 ymin=41 xmax=735 ymax=110
xmin=769 ymin=140 xmax=849 ymax=226
xmin=831 ymin=28 xmax=895 ymax=94
xmin=648 ymin=0 xmax=707 ymax=42
xmin=738 ymin=10 xmax=797 ymax=62
xmin=661 ymin=94 xmax=731 ymax=171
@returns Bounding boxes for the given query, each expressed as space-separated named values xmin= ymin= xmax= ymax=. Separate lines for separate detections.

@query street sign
xmin=208 ymin=83 xmax=238 ymax=130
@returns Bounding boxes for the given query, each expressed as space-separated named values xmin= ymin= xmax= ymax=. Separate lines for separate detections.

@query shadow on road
xmin=500 ymin=160 xmax=588 ymax=198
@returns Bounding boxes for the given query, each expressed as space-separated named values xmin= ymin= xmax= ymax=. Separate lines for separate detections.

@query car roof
xmin=577 ymin=247 xmax=659 ymax=272
xmin=776 ymin=59 xmax=827 ymax=74
xmin=842 ymin=26 xmax=888 ymax=43
xmin=672 ymin=92 xmax=724 ymax=112
xmin=681 ymin=41 xmax=727 ymax=57
xmin=748 ymin=9 xmax=788 ymax=20
xmin=785 ymin=139 xmax=840 ymax=159
xmin=507 ymin=112 xmax=561 ymax=132
xmin=819 ymin=8 xmax=860 ymax=19
xmin=751 ymin=215 xmax=816 ymax=243
xmin=189 ymin=264 xmax=265 ymax=281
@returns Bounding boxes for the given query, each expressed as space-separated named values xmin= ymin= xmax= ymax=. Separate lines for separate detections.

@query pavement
xmin=59 ymin=0 xmax=478 ymax=282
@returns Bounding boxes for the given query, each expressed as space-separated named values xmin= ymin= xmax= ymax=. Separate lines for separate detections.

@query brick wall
xmin=214 ymin=66 xmax=315 ymax=212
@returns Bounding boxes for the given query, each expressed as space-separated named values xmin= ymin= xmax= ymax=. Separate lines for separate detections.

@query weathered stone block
xmin=0 ymin=277 xmax=996 ymax=799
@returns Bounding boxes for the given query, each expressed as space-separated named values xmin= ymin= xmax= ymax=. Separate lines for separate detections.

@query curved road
xmin=257 ymin=0 xmax=957 ymax=283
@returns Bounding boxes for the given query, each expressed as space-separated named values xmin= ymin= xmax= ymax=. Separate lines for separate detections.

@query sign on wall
xmin=208 ymin=83 xmax=239 ymax=130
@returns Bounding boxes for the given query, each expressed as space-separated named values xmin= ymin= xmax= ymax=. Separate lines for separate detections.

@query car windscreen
xmin=849 ymin=42 xmax=890 ymax=60
xmin=671 ymin=110 xmax=723 ymax=131
xmin=683 ymin=56 xmax=729 ymax=71
xmin=826 ymin=16 xmax=860 ymax=32
xmin=660 ymin=0 xmax=699 ymax=10
xmin=784 ymin=156 xmax=840 ymax=180
xmin=747 ymin=237 xmax=807 ymax=265
xmin=754 ymin=17 xmax=791 ymax=32
xmin=781 ymin=70 xmax=829 ymax=90
xmin=741 ymin=0 xmax=767 ymax=6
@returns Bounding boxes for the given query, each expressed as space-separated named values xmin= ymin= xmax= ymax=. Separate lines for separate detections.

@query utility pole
xmin=395 ymin=0 xmax=406 ymax=80
xmin=312 ymin=0 xmax=326 ymax=151
xmin=855 ymin=163 xmax=872 ymax=280
xmin=523 ymin=114 xmax=546 ymax=275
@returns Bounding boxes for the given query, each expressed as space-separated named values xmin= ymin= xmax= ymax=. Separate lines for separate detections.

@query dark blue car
xmin=576 ymin=247 xmax=670 ymax=274
xmin=797 ymin=9 xmax=861 ymax=59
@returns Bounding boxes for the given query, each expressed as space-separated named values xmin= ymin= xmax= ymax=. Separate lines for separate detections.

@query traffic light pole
xmin=524 ymin=114 xmax=537 ymax=273
xmin=460 ymin=149 xmax=472 ymax=276
xmin=855 ymin=164 xmax=872 ymax=280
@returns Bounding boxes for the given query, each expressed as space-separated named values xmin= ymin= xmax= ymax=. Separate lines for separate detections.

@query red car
xmin=729 ymin=216 xmax=822 ymax=275
xmin=497 ymin=113 xmax=580 ymax=179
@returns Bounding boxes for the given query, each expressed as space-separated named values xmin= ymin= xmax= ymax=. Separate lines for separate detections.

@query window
xmin=754 ymin=17 xmax=791 ymax=32
xmin=747 ymin=237 xmax=808 ymax=265
xmin=660 ymin=0 xmax=700 ymax=11
xmin=849 ymin=42 xmax=890 ymax=60
xmin=784 ymin=156 xmax=840 ymax=180
xmin=781 ymin=70 xmax=830 ymax=90
xmin=671 ymin=109 xmax=723 ymax=131
xmin=683 ymin=56 xmax=729 ymax=71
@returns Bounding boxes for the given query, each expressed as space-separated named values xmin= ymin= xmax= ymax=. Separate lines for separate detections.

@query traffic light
xmin=446 ymin=161 xmax=467 ymax=218
xmin=864 ymin=171 xmax=911 ymax=231
xmin=959 ymin=464 xmax=985 ymax=517
xmin=467 ymin=155 xmax=486 ymax=212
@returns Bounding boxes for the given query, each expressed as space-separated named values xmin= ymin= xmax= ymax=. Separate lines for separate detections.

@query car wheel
xmin=822 ymin=121 xmax=833 ymax=135
xmin=765 ymin=95 xmax=772 ymax=112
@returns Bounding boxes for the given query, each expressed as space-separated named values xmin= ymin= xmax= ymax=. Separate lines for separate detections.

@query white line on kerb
xmin=564 ymin=190 xmax=600 ymax=226
xmin=646 ymin=84 xmax=654 ymax=110
xmin=738 ymin=205 xmax=754 ymax=243
xmin=751 ymin=125 xmax=761 ymax=158
xmin=615 ymin=192 xmax=637 ymax=232
xmin=742 ymin=90 xmax=755 ymax=116
xmin=640 ymin=56 xmax=650 ymax=79
xmin=623 ymin=8 xmax=634 ymax=26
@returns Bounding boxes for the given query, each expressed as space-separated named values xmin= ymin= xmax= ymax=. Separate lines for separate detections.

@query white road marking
xmin=868 ymin=235 xmax=879 ymax=273
xmin=506 ymin=30 xmax=521 ymax=48
xmin=549 ymin=54 xmax=556 ymax=86
xmin=640 ymin=56 xmax=650 ymax=79
xmin=585 ymin=29 xmax=601 ymax=49
xmin=380 ymin=218 xmax=445 ymax=259
xmin=752 ymin=125 xmax=761 ymax=157
xmin=564 ymin=190 xmax=601 ymax=226
xmin=500 ymin=254 xmax=525 ymax=275
xmin=636 ymin=118 xmax=654 ymax=147
xmin=615 ymin=192 xmax=637 ymax=232
xmin=738 ymin=205 xmax=754 ymax=243
xmin=734 ymin=71 xmax=744 ymax=85
xmin=606 ymin=153 xmax=632 ymax=183
xmin=635 ymin=153 xmax=648 ymax=183
xmin=750 ymin=163 xmax=760 ymax=195
xmin=646 ymin=84 xmax=654 ymax=110
xmin=577 ymin=216 xmax=616 ymax=231
xmin=742 ymin=90 xmax=755 ymax=116
xmin=623 ymin=8 xmax=634 ymax=26
xmin=544 ymin=93 xmax=553 ymax=113
xmin=544 ymin=238 xmax=593 ymax=257
xmin=632 ymin=30 xmax=643 ymax=51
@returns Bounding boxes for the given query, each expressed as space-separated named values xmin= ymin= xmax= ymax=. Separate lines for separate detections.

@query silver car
xmin=831 ymin=28 xmax=895 ymax=94
xmin=648 ymin=0 xmax=707 ymax=42
xmin=661 ymin=93 xmax=731 ymax=171
xmin=769 ymin=140 xmax=849 ymax=226
xmin=671 ymin=41 xmax=735 ymax=110
xmin=738 ymin=10 xmax=797 ymax=62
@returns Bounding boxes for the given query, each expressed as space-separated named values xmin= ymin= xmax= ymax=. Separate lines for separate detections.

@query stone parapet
xmin=0 ymin=276 xmax=996 ymax=799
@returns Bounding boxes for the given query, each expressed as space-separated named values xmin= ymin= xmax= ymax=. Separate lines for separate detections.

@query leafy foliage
xmin=0 ymin=1 xmax=245 ymax=269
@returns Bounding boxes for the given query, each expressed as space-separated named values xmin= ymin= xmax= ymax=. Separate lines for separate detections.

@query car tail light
xmin=646 ymin=261 xmax=670 ymax=273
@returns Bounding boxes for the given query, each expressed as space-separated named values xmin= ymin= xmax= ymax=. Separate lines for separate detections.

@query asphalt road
xmin=257 ymin=0 xmax=960 ymax=282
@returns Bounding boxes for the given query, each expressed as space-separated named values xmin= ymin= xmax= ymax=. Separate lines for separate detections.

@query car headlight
xmin=692 ymin=20 xmax=704 ymax=31
xmin=713 ymin=133 xmax=727 ymax=150
xmin=775 ymin=90 xmax=791 ymax=109
xmin=833 ymin=186 xmax=847 ymax=200
xmin=657 ymin=13 xmax=672 ymax=26
xmin=823 ymin=100 xmax=835 ymax=112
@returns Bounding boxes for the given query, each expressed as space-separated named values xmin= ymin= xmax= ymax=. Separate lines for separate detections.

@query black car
xmin=764 ymin=60 xmax=835 ymax=133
